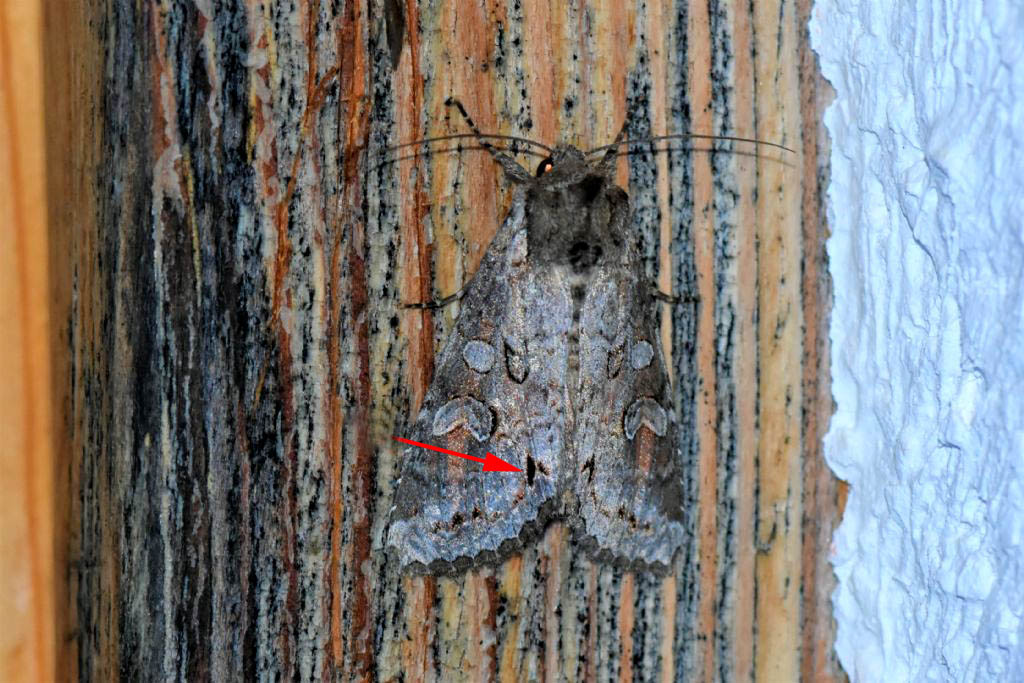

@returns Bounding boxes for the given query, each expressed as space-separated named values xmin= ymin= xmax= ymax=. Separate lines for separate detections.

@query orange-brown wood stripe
xmin=543 ymin=524 xmax=566 ymax=677
xmin=647 ymin=5 xmax=682 ymax=679
xmin=753 ymin=0 xmax=805 ymax=679
xmin=0 ymin=1 xmax=56 ymax=680
xmin=397 ymin=0 xmax=434 ymax=407
xmin=687 ymin=0 xmax=720 ymax=679
xmin=796 ymin=0 xmax=846 ymax=679
xmin=340 ymin=0 xmax=375 ymax=677
xmin=730 ymin=0 xmax=760 ymax=679
xmin=34 ymin=0 xmax=106 ymax=679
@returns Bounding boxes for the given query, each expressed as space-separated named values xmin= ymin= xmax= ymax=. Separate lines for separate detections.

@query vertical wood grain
xmin=796 ymin=0 xmax=847 ymax=679
xmin=0 ymin=2 xmax=56 ymax=681
xmin=40 ymin=0 xmax=105 ymax=679
xmin=752 ymin=1 xmax=804 ymax=678
xmin=53 ymin=0 xmax=844 ymax=680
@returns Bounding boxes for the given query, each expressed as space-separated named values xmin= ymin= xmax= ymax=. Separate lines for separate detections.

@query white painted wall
xmin=810 ymin=1 xmax=1024 ymax=680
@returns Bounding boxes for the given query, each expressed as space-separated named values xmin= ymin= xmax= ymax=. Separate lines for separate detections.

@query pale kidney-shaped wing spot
xmin=462 ymin=339 xmax=496 ymax=373
xmin=624 ymin=397 xmax=668 ymax=439
xmin=432 ymin=397 xmax=494 ymax=442
xmin=504 ymin=337 xmax=529 ymax=384
xmin=630 ymin=340 xmax=654 ymax=370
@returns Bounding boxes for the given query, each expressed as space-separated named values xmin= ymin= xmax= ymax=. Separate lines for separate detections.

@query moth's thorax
xmin=525 ymin=145 xmax=631 ymax=275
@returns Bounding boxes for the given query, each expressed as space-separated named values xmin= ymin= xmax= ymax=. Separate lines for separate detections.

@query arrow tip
xmin=482 ymin=452 xmax=521 ymax=472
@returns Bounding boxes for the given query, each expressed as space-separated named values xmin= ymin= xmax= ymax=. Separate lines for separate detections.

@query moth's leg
xmin=402 ymin=288 xmax=466 ymax=310
xmin=650 ymin=284 xmax=699 ymax=305
xmin=444 ymin=97 xmax=532 ymax=183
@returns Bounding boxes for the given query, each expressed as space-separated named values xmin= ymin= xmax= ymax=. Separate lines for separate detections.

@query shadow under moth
xmin=387 ymin=101 xmax=689 ymax=575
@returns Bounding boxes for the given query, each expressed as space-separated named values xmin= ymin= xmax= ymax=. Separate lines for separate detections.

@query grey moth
xmin=387 ymin=106 xmax=686 ymax=574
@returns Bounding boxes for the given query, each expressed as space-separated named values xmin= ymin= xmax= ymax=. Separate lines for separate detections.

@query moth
xmin=387 ymin=100 xmax=687 ymax=574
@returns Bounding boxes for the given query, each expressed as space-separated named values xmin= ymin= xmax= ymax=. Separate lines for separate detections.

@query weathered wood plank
xmin=54 ymin=0 xmax=843 ymax=679
xmin=0 ymin=2 xmax=56 ymax=681
xmin=752 ymin=0 xmax=805 ymax=678
xmin=796 ymin=0 xmax=847 ymax=680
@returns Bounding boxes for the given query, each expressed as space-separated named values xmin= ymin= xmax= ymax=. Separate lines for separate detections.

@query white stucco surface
xmin=810 ymin=1 xmax=1024 ymax=680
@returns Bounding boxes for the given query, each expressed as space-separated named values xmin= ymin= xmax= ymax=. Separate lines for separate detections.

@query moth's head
xmin=528 ymin=143 xmax=622 ymax=216
xmin=530 ymin=143 xmax=621 ymax=197
xmin=532 ymin=144 xmax=588 ymax=180
xmin=521 ymin=138 xmax=631 ymax=272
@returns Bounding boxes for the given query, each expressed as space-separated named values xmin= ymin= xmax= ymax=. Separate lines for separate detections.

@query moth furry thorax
xmin=524 ymin=146 xmax=632 ymax=274
xmin=387 ymin=138 xmax=685 ymax=575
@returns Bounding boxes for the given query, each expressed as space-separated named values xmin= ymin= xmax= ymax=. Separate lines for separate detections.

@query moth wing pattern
xmin=573 ymin=266 xmax=685 ymax=569
xmin=387 ymin=192 xmax=568 ymax=573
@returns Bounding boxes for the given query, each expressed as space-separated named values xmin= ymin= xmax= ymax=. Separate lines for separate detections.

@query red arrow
xmin=392 ymin=436 xmax=521 ymax=472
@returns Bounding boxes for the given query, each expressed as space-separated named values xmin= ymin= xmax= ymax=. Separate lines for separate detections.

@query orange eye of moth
xmin=535 ymin=158 xmax=553 ymax=177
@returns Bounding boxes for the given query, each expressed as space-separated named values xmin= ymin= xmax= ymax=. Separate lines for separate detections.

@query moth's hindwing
xmin=573 ymin=270 xmax=685 ymax=570
xmin=387 ymin=195 xmax=565 ymax=573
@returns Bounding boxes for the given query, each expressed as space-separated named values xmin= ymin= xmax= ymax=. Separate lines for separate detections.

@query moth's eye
xmin=535 ymin=158 xmax=554 ymax=177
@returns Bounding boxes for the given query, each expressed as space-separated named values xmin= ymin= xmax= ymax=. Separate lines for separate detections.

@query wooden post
xmin=46 ymin=0 xmax=843 ymax=680
xmin=1 ymin=2 xmax=56 ymax=681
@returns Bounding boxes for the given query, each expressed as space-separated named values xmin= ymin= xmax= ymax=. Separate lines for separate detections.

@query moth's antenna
xmin=597 ymin=122 xmax=629 ymax=177
xmin=388 ymin=132 xmax=553 ymax=155
xmin=587 ymin=133 xmax=795 ymax=156
xmin=444 ymin=97 xmax=534 ymax=183
xmin=376 ymin=144 xmax=549 ymax=171
xmin=605 ymin=146 xmax=785 ymax=165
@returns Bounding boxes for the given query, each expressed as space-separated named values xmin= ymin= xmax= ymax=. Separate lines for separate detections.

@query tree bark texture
xmin=58 ymin=0 xmax=843 ymax=680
